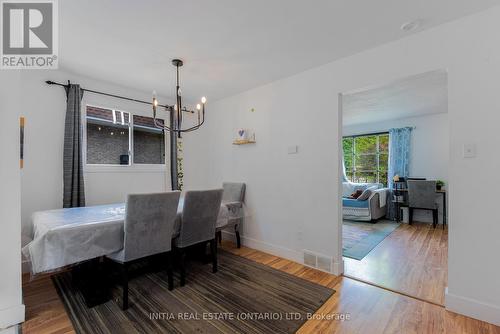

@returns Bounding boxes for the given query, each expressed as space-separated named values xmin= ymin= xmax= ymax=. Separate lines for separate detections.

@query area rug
xmin=343 ymin=220 xmax=400 ymax=260
xmin=52 ymin=250 xmax=334 ymax=334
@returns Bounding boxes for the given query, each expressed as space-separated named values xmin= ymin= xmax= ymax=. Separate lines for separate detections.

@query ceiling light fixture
xmin=152 ymin=59 xmax=206 ymax=135
xmin=400 ymin=20 xmax=421 ymax=32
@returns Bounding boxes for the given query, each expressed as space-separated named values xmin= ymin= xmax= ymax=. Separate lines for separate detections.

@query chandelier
xmin=152 ymin=59 xmax=206 ymax=133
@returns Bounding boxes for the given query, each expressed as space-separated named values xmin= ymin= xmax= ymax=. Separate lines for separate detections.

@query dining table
xmin=22 ymin=197 xmax=242 ymax=275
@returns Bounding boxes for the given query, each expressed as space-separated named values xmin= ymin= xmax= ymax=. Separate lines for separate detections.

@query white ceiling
xmin=59 ymin=0 xmax=498 ymax=102
xmin=342 ymin=70 xmax=448 ymax=126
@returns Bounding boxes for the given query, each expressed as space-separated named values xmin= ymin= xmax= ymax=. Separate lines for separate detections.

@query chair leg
xmin=210 ymin=238 xmax=218 ymax=273
xmin=122 ymin=263 xmax=129 ymax=310
xmin=217 ymin=231 xmax=222 ymax=245
xmin=433 ymin=209 xmax=438 ymax=229
xmin=166 ymin=251 xmax=174 ymax=291
xmin=179 ymin=248 xmax=186 ymax=287
xmin=408 ymin=208 xmax=413 ymax=225
xmin=235 ymin=225 xmax=241 ymax=248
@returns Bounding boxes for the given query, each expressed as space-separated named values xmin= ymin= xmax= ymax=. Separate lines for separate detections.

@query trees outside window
xmin=343 ymin=133 xmax=389 ymax=186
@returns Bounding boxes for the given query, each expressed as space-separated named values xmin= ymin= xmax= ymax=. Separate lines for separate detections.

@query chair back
xmin=177 ymin=189 xmax=223 ymax=248
xmin=407 ymin=180 xmax=436 ymax=209
xmin=222 ymin=182 xmax=246 ymax=202
xmin=123 ymin=191 xmax=180 ymax=262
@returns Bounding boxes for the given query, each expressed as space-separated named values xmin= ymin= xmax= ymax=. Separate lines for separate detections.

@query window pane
xmin=342 ymin=137 xmax=353 ymax=169
xmin=86 ymin=106 xmax=130 ymax=165
xmin=379 ymin=153 xmax=389 ymax=171
xmin=379 ymin=170 xmax=388 ymax=186
xmin=344 ymin=133 xmax=389 ymax=186
xmin=353 ymin=171 xmax=377 ymax=184
xmin=379 ymin=134 xmax=389 ymax=152
xmin=355 ymin=154 xmax=377 ymax=170
xmin=354 ymin=135 xmax=377 ymax=154
xmin=133 ymin=115 xmax=165 ymax=164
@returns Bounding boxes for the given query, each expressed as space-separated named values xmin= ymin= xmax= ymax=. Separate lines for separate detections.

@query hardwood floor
xmin=344 ymin=221 xmax=448 ymax=305
xmin=22 ymin=239 xmax=499 ymax=334
xmin=22 ymin=273 xmax=74 ymax=334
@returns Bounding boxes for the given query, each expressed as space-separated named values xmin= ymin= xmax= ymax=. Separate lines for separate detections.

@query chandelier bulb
xmin=201 ymin=96 xmax=207 ymax=104
xmin=196 ymin=103 xmax=201 ymax=110
xmin=152 ymin=90 xmax=158 ymax=108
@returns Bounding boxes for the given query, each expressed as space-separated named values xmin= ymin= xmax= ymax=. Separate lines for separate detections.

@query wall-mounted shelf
xmin=232 ymin=140 xmax=256 ymax=145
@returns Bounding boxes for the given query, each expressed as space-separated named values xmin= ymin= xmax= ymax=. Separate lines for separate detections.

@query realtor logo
xmin=1 ymin=0 xmax=58 ymax=69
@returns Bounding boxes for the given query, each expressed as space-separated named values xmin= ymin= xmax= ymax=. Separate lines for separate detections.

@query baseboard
xmin=333 ymin=258 xmax=344 ymax=276
xmin=222 ymin=231 xmax=303 ymax=263
xmin=0 ymin=325 xmax=20 ymax=334
xmin=21 ymin=260 xmax=31 ymax=274
xmin=445 ymin=288 xmax=500 ymax=326
xmin=0 ymin=304 xmax=25 ymax=330
xmin=221 ymin=231 xmax=343 ymax=275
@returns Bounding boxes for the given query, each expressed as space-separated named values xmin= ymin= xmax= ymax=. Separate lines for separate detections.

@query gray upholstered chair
xmin=175 ymin=189 xmax=223 ymax=286
xmin=407 ymin=180 xmax=439 ymax=228
xmin=106 ymin=191 xmax=180 ymax=310
xmin=216 ymin=182 xmax=246 ymax=248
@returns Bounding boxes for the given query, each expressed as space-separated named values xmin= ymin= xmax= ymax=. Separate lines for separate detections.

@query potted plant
xmin=436 ymin=180 xmax=445 ymax=190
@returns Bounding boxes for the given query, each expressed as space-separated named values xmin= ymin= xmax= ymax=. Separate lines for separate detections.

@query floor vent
xmin=303 ymin=250 xmax=332 ymax=273
xmin=317 ymin=255 xmax=332 ymax=272
xmin=303 ymin=251 xmax=317 ymax=267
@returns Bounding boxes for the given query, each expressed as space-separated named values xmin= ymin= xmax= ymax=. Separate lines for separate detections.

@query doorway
xmin=338 ymin=70 xmax=449 ymax=305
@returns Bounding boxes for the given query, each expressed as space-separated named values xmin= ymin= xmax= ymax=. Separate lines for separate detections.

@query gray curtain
xmin=63 ymin=84 xmax=85 ymax=208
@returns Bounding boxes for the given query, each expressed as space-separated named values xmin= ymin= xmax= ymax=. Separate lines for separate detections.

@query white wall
xmin=4 ymin=70 xmax=172 ymax=249
xmin=184 ymin=6 xmax=500 ymax=325
xmin=0 ymin=72 xmax=25 ymax=332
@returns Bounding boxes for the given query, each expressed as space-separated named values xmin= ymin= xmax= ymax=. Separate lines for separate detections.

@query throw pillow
xmin=350 ymin=189 xmax=363 ymax=199
xmin=357 ymin=188 xmax=373 ymax=201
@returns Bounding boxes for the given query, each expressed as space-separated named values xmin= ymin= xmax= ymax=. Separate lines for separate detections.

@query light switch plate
xmin=463 ymin=143 xmax=476 ymax=158
xmin=288 ymin=145 xmax=298 ymax=154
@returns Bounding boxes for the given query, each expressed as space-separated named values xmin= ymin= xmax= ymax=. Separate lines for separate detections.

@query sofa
xmin=342 ymin=182 xmax=388 ymax=221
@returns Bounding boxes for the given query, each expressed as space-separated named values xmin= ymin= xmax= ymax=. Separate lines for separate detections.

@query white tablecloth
xmin=22 ymin=199 xmax=239 ymax=274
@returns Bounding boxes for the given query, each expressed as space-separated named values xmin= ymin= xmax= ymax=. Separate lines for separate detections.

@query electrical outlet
xmin=463 ymin=143 xmax=476 ymax=158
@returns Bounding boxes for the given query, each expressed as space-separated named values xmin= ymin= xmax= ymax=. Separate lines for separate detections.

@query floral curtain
xmin=387 ymin=127 xmax=412 ymax=219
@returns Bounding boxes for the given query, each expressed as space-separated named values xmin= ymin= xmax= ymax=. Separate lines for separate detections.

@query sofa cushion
xmin=342 ymin=198 xmax=370 ymax=208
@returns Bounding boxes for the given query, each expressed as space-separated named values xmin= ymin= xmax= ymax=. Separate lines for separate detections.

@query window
xmin=133 ymin=115 xmax=165 ymax=164
xmin=85 ymin=105 xmax=165 ymax=166
xmin=343 ymin=133 xmax=389 ymax=186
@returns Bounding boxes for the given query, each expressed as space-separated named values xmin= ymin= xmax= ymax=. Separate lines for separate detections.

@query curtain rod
xmin=343 ymin=126 xmax=416 ymax=138
xmin=45 ymin=80 xmax=173 ymax=110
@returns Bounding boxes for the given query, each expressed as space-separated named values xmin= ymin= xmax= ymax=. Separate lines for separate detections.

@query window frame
xmin=343 ymin=132 xmax=389 ymax=185
xmin=83 ymin=104 xmax=167 ymax=173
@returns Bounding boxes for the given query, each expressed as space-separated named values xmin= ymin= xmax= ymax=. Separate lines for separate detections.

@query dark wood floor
xmin=22 ymin=239 xmax=499 ymax=334
xmin=344 ymin=221 xmax=448 ymax=305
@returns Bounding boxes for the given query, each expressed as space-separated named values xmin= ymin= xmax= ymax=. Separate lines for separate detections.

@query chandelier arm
xmin=154 ymin=118 xmax=175 ymax=131
xmin=181 ymin=107 xmax=205 ymax=132
xmin=176 ymin=115 xmax=205 ymax=132
xmin=153 ymin=115 xmax=205 ymax=133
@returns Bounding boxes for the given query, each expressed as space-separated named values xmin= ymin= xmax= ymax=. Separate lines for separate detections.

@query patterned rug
xmin=53 ymin=250 xmax=334 ymax=334
xmin=343 ymin=220 xmax=400 ymax=260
